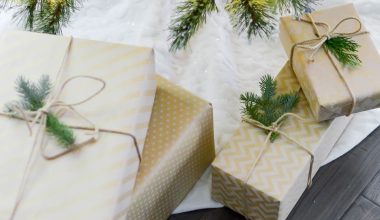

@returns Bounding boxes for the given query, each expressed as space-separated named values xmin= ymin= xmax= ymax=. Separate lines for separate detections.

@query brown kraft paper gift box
xmin=279 ymin=4 xmax=380 ymax=121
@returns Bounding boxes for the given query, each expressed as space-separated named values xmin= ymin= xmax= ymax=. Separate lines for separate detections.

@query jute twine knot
xmin=241 ymin=112 xmax=314 ymax=219
xmin=290 ymin=14 xmax=369 ymax=116
xmin=4 ymin=37 xmax=142 ymax=220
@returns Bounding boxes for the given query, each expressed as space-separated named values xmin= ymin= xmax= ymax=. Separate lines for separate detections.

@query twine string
xmin=290 ymin=14 xmax=368 ymax=116
xmin=5 ymin=37 xmax=141 ymax=219
xmin=241 ymin=113 xmax=314 ymax=219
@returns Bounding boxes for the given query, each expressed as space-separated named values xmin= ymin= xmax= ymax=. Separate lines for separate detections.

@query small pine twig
xmin=169 ymin=0 xmax=217 ymax=52
xmin=46 ymin=113 xmax=75 ymax=148
xmin=324 ymin=36 xmax=361 ymax=68
xmin=225 ymin=0 xmax=275 ymax=39
xmin=6 ymin=75 xmax=76 ymax=148
xmin=241 ymin=74 xmax=299 ymax=142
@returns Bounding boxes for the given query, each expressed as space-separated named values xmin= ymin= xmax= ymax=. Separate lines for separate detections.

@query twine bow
xmin=3 ymin=37 xmax=141 ymax=220
xmin=242 ymin=113 xmax=314 ymax=187
xmin=6 ymin=75 xmax=106 ymax=159
xmin=290 ymin=14 xmax=369 ymax=116
xmin=241 ymin=113 xmax=314 ymax=219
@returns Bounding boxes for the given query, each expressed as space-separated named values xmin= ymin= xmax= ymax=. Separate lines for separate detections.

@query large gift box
xmin=126 ymin=76 xmax=215 ymax=220
xmin=0 ymin=31 xmax=157 ymax=219
xmin=279 ymin=4 xmax=380 ymax=121
xmin=211 ymin=62 xmax=352 ymax=220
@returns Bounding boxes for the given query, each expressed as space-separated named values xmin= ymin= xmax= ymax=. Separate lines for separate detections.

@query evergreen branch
xmin=241 ymin=74 xmax=299 ymax=142
xmin=15 ymin=75 xmax=50 ymax=111
xmin=225 ymin=0 xmax=275 ymax=39
xmin=6 ymin=75 xmax=76 ymax=148
xmin=269 ymin=0 xmax=317 ymax=15
xmin=169 ymin=0 xmax=217 ymax=52
xmin=46 ymin=113 xmax=75 ymax=148
xmin=169 ymin=0 xmax=317 ymax=51
xmin=6 ymin=0 xmax=81 ymax=35
xmin=35 ymin=0 xmax=80 ymax=34
xmin=259 ymin=74 xmax=277 ymax=100
xmin=324 ymin=36 xmax=361 ymax=67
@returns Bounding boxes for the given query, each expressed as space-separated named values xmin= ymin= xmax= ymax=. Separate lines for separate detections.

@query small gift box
xmin=0 ymin=31 xmax=156 ymax=219
xmin=279 ymin=4 xmax=380 ymax=121
xmin=125 ymin=75 xmax=215 ymax=220
xmin=211 ymin=62 xmax=352 ymax=220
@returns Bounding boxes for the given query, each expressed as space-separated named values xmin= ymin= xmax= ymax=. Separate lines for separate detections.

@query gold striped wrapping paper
xmin=126 ymin=75 xmax=216 ymax=220
xmin=0 ymin=31 xmax=156 ymax=220
xmin=280 ymin=4 xmax=380 ymax=122
xmin=211 ymin=62 xmax=352 ymax=220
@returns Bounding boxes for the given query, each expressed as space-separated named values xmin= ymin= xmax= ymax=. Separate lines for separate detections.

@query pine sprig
xmin=241 ymin=74 xmax=299 ymax=142
xmin=6 ymin=75 xmax=75 ymax=148
xmin=4 ymin=0 xmax=81 ymax=35
xmin=269 ymin=0 xmax=317 ymax=15
xmin=46 ymin=113 xmax=75 ymax=148
xmin=226 ymin=0 xmax=275 ymax=39
xmin=324 ymin=36 xmax=361 ymax=68
xmin=15 ymin=75 xmax=51 ymax=111
xmin=169 ymin=0 xmax=217 ymax=52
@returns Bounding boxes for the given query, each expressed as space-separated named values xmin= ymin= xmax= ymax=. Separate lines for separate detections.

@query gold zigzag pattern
xmin=212 ymin=63 xmax=332 ymax=220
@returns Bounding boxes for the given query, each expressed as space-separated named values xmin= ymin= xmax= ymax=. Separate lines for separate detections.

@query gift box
xmin=125 ymin=75 xmax=215 ymax=220
xmin=0 ymin=31 xmax=157 ymax=219
xmin=279 ymin=4 xmax=380 ymax=121
xmin=211 ymin=62 xmax=352 ymax=220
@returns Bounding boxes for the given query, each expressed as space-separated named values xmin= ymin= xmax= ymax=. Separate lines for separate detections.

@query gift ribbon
xmin=241 ymin=113 xmax=314 ymax=219
xmin=290 ymin=14 xmax=369 ymax=116
xmin=1 ymin=37 xmax=142 ymax=219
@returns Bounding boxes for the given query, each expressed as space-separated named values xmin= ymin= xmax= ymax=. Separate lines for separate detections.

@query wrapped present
xmin=0 ymin=31 xmax=157 ymax=219
xmin=211 ymin=62 xmax=352 ymax=220
xmin=279 ymin=4 xmax=380 ymax=121
xmin=126 ymin=75 xmax=215 ymax=220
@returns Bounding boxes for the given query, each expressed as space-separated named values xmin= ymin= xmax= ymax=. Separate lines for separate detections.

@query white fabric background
xmin=1 ymin=0 xmax=380 ymax=214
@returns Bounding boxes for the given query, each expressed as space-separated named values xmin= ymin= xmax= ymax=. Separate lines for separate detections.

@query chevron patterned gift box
xmin=211 ymin=62 xmax=352 ymax=220
xmin=0 ymin=31 xmax=157 ymax=220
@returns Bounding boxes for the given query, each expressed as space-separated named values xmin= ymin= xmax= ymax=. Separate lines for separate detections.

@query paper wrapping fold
xmin=125 ymin=75 xmax=215 ymax=220
xmin=0 ymin=31 xmax=156 ymax=219
xmin=279 ymin=4 xmax=380 ymax=121
xmin=211 ymin=62 xmax=352 ymax=220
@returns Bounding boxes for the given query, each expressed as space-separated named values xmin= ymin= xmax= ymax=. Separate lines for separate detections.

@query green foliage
xmin=3 ymin=0 xmax=81 ymax=35
xmin=169 ymin=0 xmax=318 ymax=52
xmin=269 ymin=0 xmax=317 ymax=15
xmin=46 ymin=113 xmax=75 ymax=148
xmin=241 ymin=74 xmax=299 ymax=142
xmin=169 ymin=0 xmax=217 ymax=52
xmin=324 ymin=36 xmax=361 ymax=68
xmin=225 ymin=0 xmax=275 ymax=39
xmin=6 ymin=75 xmax=75 ymax=148
xmin=15 ymin=75 xmax=51 ymax=111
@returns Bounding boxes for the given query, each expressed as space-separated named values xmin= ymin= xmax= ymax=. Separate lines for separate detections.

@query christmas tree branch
xmin=4 ymin=0 xmax=81 ymax=35
xmin=169 ymin=0 xmax=217 ymax=52
xmin=270 ymin=0 xmax=317 ymax=15
xmin=169 ymin=0 xmax=318 ymax=52
xmin=226 ymin=0 xmax=275 ymax=39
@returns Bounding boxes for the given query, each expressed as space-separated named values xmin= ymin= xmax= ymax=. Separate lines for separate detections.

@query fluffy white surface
xmin=1 ymin=0 xmax=380 ymax=214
